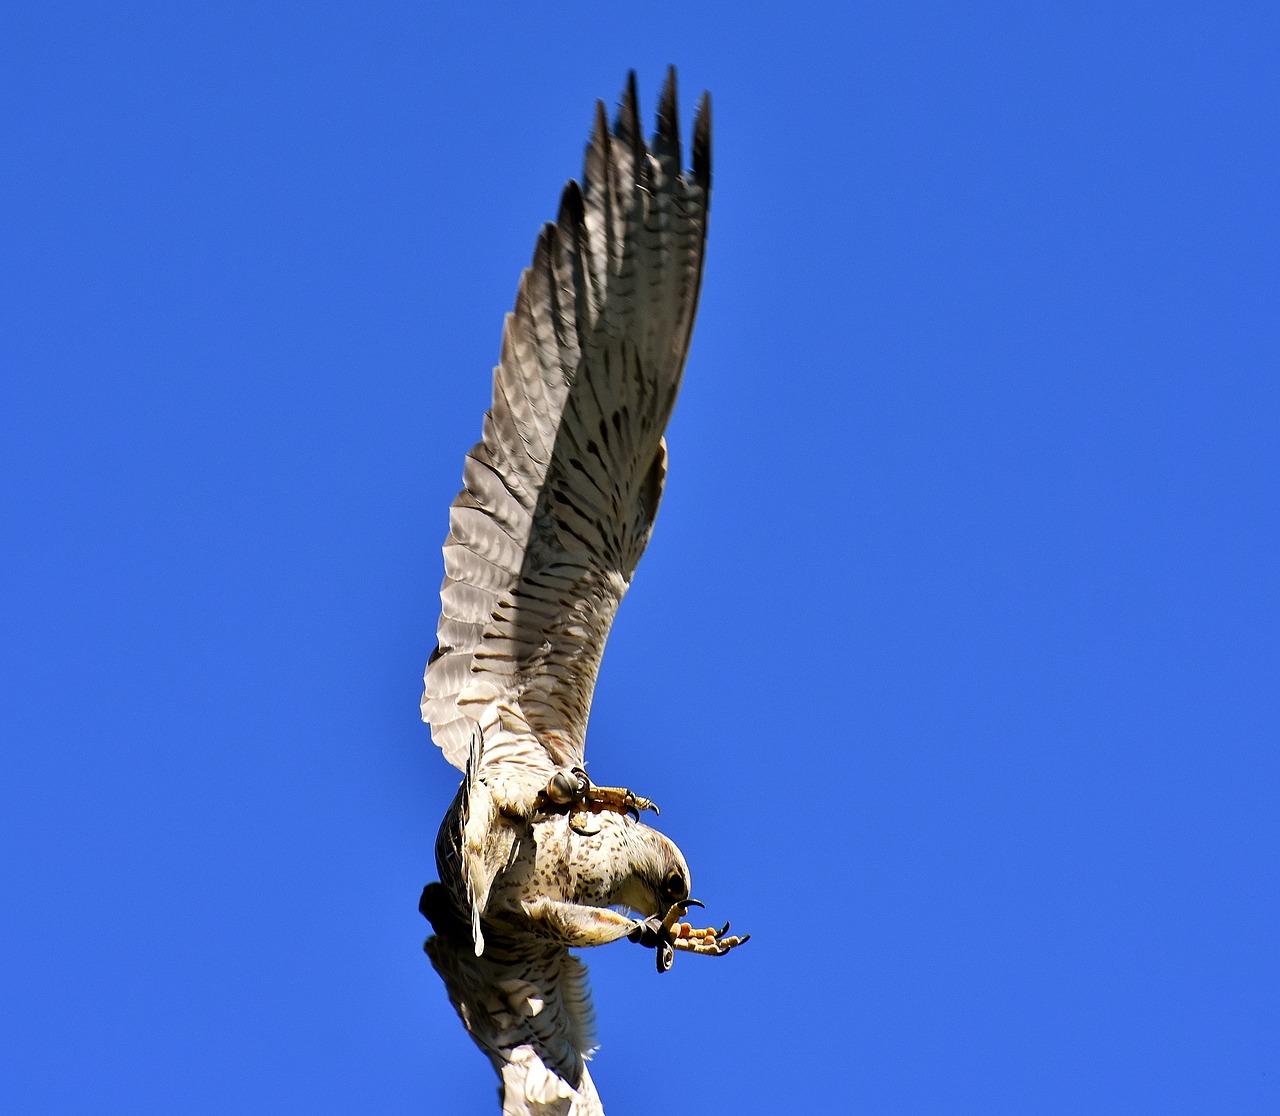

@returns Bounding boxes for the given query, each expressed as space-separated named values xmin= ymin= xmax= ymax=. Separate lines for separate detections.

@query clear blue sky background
xmin=4 ymin=3 xmax=1278 ymax=1113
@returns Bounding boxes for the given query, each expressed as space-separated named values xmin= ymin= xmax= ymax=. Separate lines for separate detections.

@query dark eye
xmin=662 ymin=870 xmax=686 ymax=899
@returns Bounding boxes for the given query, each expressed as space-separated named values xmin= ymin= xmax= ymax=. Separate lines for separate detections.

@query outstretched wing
xmin=422 ymin=884 xmax=604 ymax=1116
xmin=422 ymin=69 xmax=711 ymax=775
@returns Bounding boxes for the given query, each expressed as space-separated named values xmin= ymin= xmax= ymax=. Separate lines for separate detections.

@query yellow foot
xmin=580 ymin=783 xmax=658 ymax=819
xmin=670 ymin=919 xmax=751 ymax=957
xmin=629 ymin=898 xmax=750 ymax=972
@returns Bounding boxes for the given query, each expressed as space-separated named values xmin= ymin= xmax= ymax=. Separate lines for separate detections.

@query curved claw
xmin=626 ymin=793 xmax=659 ymax=821
xmin=660 ymin=897 xmax=705 ymax=933
xmin=634 ymin=899 xmax=748 ymax=971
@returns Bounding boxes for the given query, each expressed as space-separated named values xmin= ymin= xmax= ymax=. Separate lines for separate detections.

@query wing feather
xmin=423 ymin=69 xmax=711 ymax=771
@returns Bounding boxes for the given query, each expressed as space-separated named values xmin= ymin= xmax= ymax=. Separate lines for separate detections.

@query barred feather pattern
xmin=424 ymin=888 xmax=603 ymax=1116
xmin=422 ymin=68 xmax=711 ymax=781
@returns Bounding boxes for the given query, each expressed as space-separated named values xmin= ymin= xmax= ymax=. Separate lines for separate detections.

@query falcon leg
xmin=512 ymin=896 xmax=640 ymax=948
xmin=535 ymin=767 xmax=658 ymax=822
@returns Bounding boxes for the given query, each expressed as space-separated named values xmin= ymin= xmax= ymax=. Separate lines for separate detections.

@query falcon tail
xmin=422 ymin=884 xmax=603 ymax=1116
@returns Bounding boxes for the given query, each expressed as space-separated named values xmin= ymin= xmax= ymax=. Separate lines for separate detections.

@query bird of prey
xmin=418 ymin=70 xmax=747 ymax=1114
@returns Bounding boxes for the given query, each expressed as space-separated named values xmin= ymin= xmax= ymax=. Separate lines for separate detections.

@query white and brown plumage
xmin=419 ymin=71 xmax=746 ymax=1116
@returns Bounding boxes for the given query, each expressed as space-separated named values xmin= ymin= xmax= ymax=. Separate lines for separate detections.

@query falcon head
xmin=605 ymin=823 xmax=692 ymax=919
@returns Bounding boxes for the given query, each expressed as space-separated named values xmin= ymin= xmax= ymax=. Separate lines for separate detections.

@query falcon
xmin=418 ymin=70 xmax=747 ymax=1115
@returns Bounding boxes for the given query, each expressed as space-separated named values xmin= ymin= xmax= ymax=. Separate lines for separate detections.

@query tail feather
xmin=422 ymin=893 xmax=602 ymax=1115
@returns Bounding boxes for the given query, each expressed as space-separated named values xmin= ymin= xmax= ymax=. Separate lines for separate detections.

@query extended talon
xmin=630 ymin=899 xmax=749 ymax=972
xmin=585 ymin=784 xmax=659 ymax=821
xmin=672 ymin=922 xmax=751 ymax=957
xmin=669 ymin=913 xmax=750 ymax=956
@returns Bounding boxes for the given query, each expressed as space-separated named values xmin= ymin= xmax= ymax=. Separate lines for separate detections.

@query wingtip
xmin=616 ymin=69 xmax=642 ymax=154
xmin=581 ymin=99 xmax=612 ymax=204
xmin=693 ymin=90 xmax=712 ymax=186
xmin=654 ymin=65 xmax=681 ymax=169
xmin=657 ymin=65 xmax=678 ymax=131
xmin=557 ymin=178 xmax=585 ymax=231
xmin=529 ymin=219 xmax=557 ymax=272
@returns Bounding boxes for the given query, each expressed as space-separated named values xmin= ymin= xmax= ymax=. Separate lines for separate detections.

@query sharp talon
xmin=717 ymin=921 xmax=731 ymax=936
xmin=683 ymin=897 xmax=705 ymax=911
xmin=738 ymin=934 xmax=751 ymax=945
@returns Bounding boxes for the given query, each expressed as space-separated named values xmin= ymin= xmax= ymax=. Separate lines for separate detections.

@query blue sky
xmin=4 ymin=2 xmax=1278 ymax=1113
